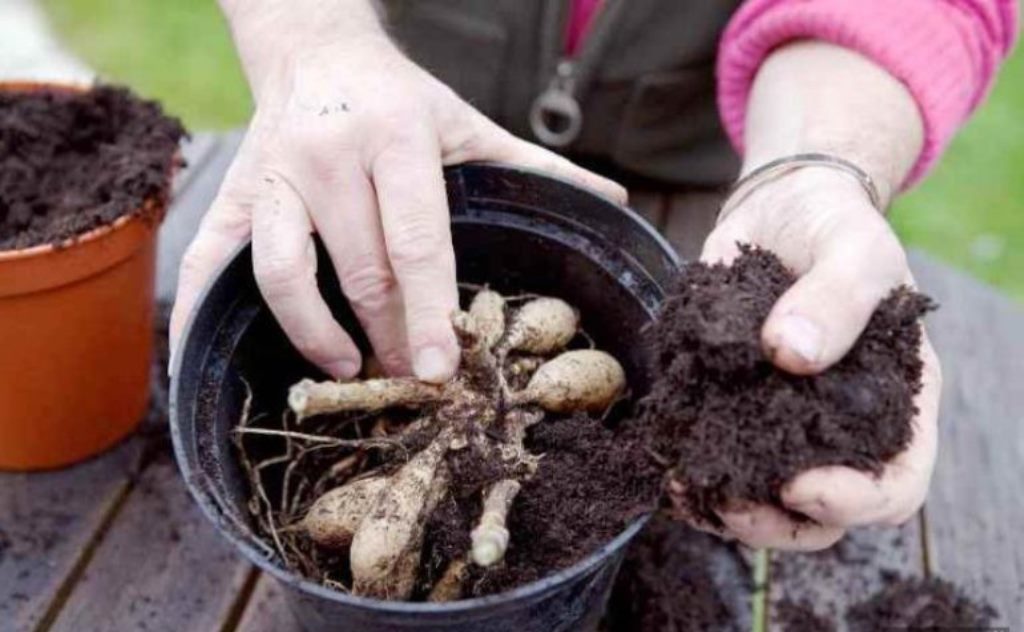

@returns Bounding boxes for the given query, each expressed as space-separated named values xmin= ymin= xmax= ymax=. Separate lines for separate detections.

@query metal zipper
xmin=530 ymin=0 xmax=626 ymax=148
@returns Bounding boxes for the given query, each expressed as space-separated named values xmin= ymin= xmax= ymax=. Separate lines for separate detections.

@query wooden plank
xmin=48 ymin=453 xmax=256 ymax=632
xmin=157 ymin=131 xmax=245 ymax=302
xmin=662 ymin=189 xmax=724 ymax=261
xmin=0 ymin=440 xmax=143 ymax=632
xmin=627 ymin=189 xmax=668 ymax=231
xmin=909 ymin=250 xmax=1024 ymax=626
xmin=768 ymin=521 xmax=924 ymax=630
xmin=236 ymin=574 xmax=302 ymax=632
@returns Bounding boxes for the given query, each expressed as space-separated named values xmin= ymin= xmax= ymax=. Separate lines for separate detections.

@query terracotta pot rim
xmin=0 ymin=80 xmax=170 ymax=263
xmin=0 ymin=213 xmax=144 ymax=262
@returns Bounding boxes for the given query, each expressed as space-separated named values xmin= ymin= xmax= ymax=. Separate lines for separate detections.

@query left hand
xmin=697 ymin=167 xmax=942 ymax=551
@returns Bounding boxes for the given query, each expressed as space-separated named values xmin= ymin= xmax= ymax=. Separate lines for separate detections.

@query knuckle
xmin=341 ymin=259 xmax=397 ymax=311
xmin=387 ymin=217 xmax=447 ymax=270
xmin=255 ymin=254 xmax=306 ymax=296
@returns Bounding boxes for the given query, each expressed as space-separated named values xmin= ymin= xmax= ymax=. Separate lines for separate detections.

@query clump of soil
xmin=846 ymin=576 xmax=998 ymax=630
xmin=775 ymin=599 xmax=836 ymax=632
xmin=603 ymin=515 xmax=746 ymax=632
xmin=635 ymin=246 xmax=934 ymax=526
xmin=0 ymin=84 xmax=185 ymax=250
xmin=237 ymin=289 xmax=661 ymax=601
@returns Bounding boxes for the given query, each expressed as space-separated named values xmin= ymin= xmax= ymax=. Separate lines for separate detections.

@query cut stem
xmin=470 ymin=479 xmax=521 ymax=567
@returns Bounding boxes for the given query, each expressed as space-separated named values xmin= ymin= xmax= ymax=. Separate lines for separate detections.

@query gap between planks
xmin=32 ymin=468 xmax=138 ymax=632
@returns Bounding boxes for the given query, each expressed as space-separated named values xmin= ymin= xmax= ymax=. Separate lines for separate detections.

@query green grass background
xmin=42 ymin=0 xmax=1023 ymax=300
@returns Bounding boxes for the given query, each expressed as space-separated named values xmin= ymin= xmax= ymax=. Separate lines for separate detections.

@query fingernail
xmin=776 ymin=314 xmax=822 ymax=364
xmin=414 ymin=346 xmax=456 ymax=383
xmin=326 ymin=359 xmax=360 ymax=380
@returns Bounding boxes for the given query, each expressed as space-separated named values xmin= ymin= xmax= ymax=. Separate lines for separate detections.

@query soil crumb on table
xmin=602 ymin=514 xmax=746 ymax=632
xmin=0 ymin=85 xmax=185 ymax=250
xmin=634 ymin=246 xmax=934 ymax=526
xmin=775 ymin=598 xmax=836 ymax=632
xmin=846 ymin=576 xmax=999 ymax=630
xmin=420 ymin=413 xmax=661 ymax=598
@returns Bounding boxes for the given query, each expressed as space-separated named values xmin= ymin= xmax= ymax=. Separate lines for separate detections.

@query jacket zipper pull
xmin=529 ymin=59 xmax=583 ymax=148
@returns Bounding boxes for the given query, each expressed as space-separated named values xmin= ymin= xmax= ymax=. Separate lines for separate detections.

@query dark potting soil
xmin=774 ymin=599 xmax=836 ymax=632
xmin=0 ymin=84 xmax=186 ymax=250
xmin=845 ymin=576 xmax=998 ymax=630
xmin=635 ymin=246 xmax=934 ymax=527
xmin=418 ymin=413 xmax=661 ymax=598
xmin=602 ymin=515 xmax=746 ymax=632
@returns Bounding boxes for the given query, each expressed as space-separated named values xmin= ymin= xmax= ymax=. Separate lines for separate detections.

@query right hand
xmin=169 ymin=34 xmax=626 ymax=382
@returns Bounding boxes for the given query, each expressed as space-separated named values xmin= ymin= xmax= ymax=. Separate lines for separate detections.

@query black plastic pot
xmin=170 ymin=163 xmax=681 ymax=631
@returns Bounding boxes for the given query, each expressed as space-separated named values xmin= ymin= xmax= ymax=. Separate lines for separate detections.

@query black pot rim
xmin=169 ymin=161 xmax=673 ymax=614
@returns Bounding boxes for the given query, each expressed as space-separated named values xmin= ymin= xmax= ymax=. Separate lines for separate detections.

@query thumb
xmin=441 ymin=107 xmax=628 ymax=205
xmin=762 ymin=223 xmax=908 ymax=375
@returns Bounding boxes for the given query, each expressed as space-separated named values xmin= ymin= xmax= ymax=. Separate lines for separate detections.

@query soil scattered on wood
xmin=635 ymin=246 xmax=934 ymax=526
xmin=774 ymin=599 xmax=836 ymax=632
xmin=0 ymin=84 xmax=185 ymax=250
xmin=603 ymin=514 xmax=746 ymax=632
xmin=846 ymin=576 xmax=998 ymax=630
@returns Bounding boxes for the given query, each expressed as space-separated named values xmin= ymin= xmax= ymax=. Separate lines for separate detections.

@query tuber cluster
xmin=274 ymin=289 xmax=627 ymax=601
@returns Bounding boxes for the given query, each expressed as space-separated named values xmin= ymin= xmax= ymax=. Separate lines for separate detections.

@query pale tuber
xmin=301 ymin=475 xmax=387 ymax=549
xmin=350 ymin=434 xmax=450 ymax=599
xmin=499 ymin=297 xmax=578 ymax=355
xmin=509 ymin=349 xmax=626 ymax=413
xmin=469 ymin=289 xmax=506 ymax=351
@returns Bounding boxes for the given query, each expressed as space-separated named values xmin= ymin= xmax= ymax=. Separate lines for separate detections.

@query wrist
xmin=221 ymin=0 xmax=389 ymax=98
xmin=741 ymin=42 xmax=924 ymax=205
xmin=723 ymin=166 xmax=878 ymax=224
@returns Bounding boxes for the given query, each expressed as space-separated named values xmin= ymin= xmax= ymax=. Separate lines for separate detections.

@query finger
xmin=441 ymin=109 xmax=628 ymax=205
xmin=762 ymin=220 xmax=908 ymax=374
xmin=372 ymin=133 xmax=460 ymax=383
xmin=717 ymin=504 xmax=845 ymax=552
xmin=663 ymin=479 xmax=732 ymax=540
xmin=782 ymin=336 xmax=941 ymax=527
xmin=251 ymin=173 xmax=362 ymax=379
xmin=169 ymin=138 xmax=260 ymax=367
xmin=298 ymin=164 xmax=412 ymax=376
xmin=700 ymin=217 xmax=752 ymax=265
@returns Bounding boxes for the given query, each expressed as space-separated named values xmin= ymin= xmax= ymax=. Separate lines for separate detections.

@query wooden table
xmin=1 ymin=132 xmax=1021 ymax=631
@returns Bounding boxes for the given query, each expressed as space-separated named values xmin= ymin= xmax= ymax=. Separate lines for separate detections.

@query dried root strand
xmin=350 ymin=434 xmax=451 ymax=599
xmin=288 ymin=378 xmax=445 ymax=419
xmin=302 ymin=475 xmax=388 ymax=549
xmin=470 ymin=479 xmax=521 ymax=567
xmin=499 ymin=297 xmax=578 ymax=356
xmin=509 ymin=349 xmax=626 ymax=413
xmin=427 ymin=557 xmax=468 ymax=602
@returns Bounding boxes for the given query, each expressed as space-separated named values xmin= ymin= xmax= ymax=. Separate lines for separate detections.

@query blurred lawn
xmin=44 ymin=0 xmax=1023 ymax=300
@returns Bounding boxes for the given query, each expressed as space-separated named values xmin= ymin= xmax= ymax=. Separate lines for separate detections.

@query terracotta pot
xmin=0 ymin=82 xmax=167 ymax=470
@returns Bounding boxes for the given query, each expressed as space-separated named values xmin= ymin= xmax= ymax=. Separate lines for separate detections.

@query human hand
xmin=697 ymin=168 xmax=941 ymax=551
xmin=168 ymin=34 xmax=626 ymax=381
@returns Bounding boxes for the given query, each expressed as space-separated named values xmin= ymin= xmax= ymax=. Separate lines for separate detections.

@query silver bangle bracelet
xmin=717 ymin=153 xmax=884 ymax=225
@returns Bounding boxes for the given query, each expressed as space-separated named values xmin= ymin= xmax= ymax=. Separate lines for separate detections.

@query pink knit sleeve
xmin=716 ymin=0 xmax=1019 ymax=186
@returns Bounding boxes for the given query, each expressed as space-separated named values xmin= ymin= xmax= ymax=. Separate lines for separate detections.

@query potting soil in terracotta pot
xmin=0 ymin=84 xmax=184 ymax=250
